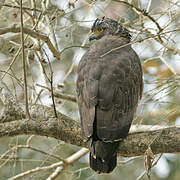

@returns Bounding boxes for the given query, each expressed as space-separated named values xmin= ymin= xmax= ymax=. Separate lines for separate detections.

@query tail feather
xmin=90 ymin=152 xmax=117 ymax=173
xmin=88 ymin=140 xmax=119 ymax=173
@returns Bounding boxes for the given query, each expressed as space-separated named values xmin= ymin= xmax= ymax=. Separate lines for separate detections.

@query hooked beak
xmin=89 ymin=31 xmax=104 ymax=41
xmin=89 ymin=33 xmax=97 ymax=41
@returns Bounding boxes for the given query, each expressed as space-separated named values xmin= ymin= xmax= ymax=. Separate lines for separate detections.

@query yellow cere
xmin=93 ymin=29 xmax=103 ymax=36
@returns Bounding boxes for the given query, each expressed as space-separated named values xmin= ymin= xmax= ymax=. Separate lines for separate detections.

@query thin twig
xmin=20 ymin=0 xmax=31 ymax=119
xmin=47 ymin=148 xmax=89 ymax=180
xmin=0 ymin=70 xmax=23 ymax=87
xmin=112 ymin=0 xmax=180 ymax=54
xmin=1 ymin=10 xmax=44 ymax=80
xmin=41 ymin=0 xmax=58 ymax=50
xmin=36 ymin=84 xmax=77 ymax=103
xmin=15 ymin=145 xmax=65 ymax=162
xmin=159 ymin=56 xmax=177 ymax=75
xmin=33 ymin=89 xmax=44 ymax=104
xmin=100 ymin=29 xmax=180 ymax=58
xmin=60 ymin=45 xmax=89 ymax=54
xmin=146 ymin=0 xmax=152 ymax=12
xmin=1 ymin=45 xmax=22 ymax=80
xmin=62 ymin=31 xmax=90 ymax=82
xmin=43 ymin=49 xmax=58 ymax=118
xmin=118 ymin=157 xmax=140 ymax=164
xmin=8 ymin=148 xmax=89 ymax=180
xmin=113 ymin=0 xmax=162 ymax=31
xmin=0 ymin=25 xmax=60 ymax=59
xmin=2 ymin=3 xmax=42 ymax=12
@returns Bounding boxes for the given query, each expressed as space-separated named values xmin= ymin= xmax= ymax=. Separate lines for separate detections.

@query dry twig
xmin=0 ymin=25 xmax=60 ymax=59
xmin=8 ymin=148 xmax=88 ymax=180
xmin=20 ymin=0 xmax=31 ymax=119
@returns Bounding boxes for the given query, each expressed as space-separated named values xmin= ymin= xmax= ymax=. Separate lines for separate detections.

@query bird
xmin=76 ymin=17 xmax=143 ymax=173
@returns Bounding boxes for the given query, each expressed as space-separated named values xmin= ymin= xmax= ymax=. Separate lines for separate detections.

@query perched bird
xmin=76 ymin=17 xmax=143 ymax=173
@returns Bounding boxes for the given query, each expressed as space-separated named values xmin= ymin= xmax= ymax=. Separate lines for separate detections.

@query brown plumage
xmin=76 ymin=17 xmax=143 ymax=173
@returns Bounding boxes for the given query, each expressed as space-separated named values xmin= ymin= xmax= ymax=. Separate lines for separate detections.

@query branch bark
xmin=0 ymin=98 xmax=180 ymax=157
xmin=0 ymin=78 xmax=180 ymax=157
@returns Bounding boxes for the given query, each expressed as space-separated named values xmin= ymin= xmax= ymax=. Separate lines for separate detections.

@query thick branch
xmin=0 ymin=79 xmax=179 ymax=157
xmin=0 ymin=102 xmax=180 ymax=157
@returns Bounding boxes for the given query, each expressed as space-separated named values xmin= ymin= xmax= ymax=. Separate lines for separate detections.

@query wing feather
xmin=76 ymin=36 xmax=143 ymax=142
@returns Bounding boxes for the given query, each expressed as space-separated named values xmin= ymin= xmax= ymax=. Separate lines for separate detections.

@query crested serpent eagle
xmin=76 ymin=17 xmax=143 ymax=173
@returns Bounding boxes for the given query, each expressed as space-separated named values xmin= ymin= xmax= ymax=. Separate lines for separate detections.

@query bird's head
xmin=89 ymin=17 xmax=131 ymax=41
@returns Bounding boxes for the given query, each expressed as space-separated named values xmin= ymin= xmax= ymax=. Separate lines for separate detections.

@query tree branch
xmin=0 ymin=100 xmax=180 ymax=157
xmin=36 ymin=84 xmax=77 ymax=103
xmin=113 ymin=0 xmax=180 ymax=54
xmin=8 ymin=148 xmax=88 ymax=180
xmin=0 ymin=78 xmax=180 ymax=157
xmin=20 ymin=0 xmax=31 ymax=119
xmin=1 ymin=3 xmax=42 ymax=12
xmin=0 ymin=25 xmax=60 ymax=59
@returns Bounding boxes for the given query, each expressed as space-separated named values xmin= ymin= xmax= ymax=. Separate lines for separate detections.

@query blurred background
xmin=0 ymin=0 xmax=180 ymax=179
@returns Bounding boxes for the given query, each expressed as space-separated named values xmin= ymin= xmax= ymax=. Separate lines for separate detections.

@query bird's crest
xmin=89 ymin=17 xmax=131 ymax=41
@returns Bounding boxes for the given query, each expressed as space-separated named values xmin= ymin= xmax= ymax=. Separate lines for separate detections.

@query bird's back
xmin=77 ymin=35 xmax=143 ymax=141
xmin=76 ymin=34 xmax=143 ymax=173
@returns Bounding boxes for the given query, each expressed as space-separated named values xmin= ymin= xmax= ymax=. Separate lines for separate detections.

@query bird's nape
xmin=89 ymin=17 xmax=131 ymax=41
